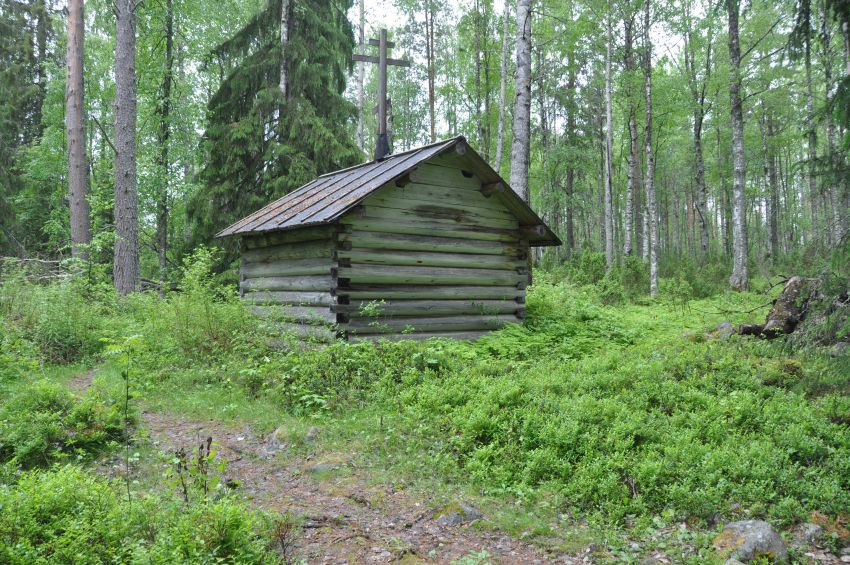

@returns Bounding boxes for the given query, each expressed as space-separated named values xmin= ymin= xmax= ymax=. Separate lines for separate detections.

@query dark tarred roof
xmin=216 ymin=136 xmax=560 ymax=246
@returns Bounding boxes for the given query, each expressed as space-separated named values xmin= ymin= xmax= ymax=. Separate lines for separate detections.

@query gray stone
xmin=713 ymin=520 xmax=788 ymax=563
xmin=793 ymin=523 xmax=823 ymax=545
xmin=433 ymin=502 xmax=482 ymax=526
xmin=829 ymin=342 xmax=849 ymax=357
xmin=307 ymin=463 xmax=340 ymax=474
xmin=840 ymin=546 xmax=850 ymax=556
xmin=305 ymin=426 xmax=321 ymax=442
xmin=717 ymin=322 xmax=736 ymax=339
xmin=266 ymin=426 xmax=287 ymax=452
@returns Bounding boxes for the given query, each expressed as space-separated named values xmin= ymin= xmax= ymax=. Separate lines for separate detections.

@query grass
xmin=1 ymin=254 xmax=849 ymax=561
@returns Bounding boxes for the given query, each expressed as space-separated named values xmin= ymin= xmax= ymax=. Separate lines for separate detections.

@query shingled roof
xmin=216 ymin=136 xmax=559 ymax=245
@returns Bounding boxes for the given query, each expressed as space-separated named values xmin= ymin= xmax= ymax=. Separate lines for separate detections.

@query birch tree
xmin=644 ymin=0 xmax=658 ymax=296
xmin=510 ymin=0 xmax=532 ymax=203
xmin=726 ymin=0 xmax=749 ymax=290
xmin=494 ymin=0 xmax=510 ymax=170
xmin=604 ymin=9 xmax=615 ymax=270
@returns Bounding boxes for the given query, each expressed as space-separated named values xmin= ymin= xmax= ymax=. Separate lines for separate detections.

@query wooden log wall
xmin=333 ymin=159 xmax=530 ymax=341
xmin=240 ymin=225 xmax=337 ymax=340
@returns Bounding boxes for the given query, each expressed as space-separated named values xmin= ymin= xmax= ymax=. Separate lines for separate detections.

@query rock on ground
xmin=713 ymin=520 xmax=788 ymax=564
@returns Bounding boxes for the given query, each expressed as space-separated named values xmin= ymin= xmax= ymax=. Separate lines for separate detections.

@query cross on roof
xmin=353 ymin=28 xmax=410 ymax=161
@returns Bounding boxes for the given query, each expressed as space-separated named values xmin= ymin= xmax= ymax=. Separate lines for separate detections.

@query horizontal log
xmin=335 ymin=248 xmax=524 ymax=270
xmin=366 ymin=193 xmax=514 ymax=222
xmin=242 ymin=239 xmax=333 ymax=263
xmin=335 ymin=264 xmax=526 ymax=286
xmin=242 ymin=290 xmax=334 ymax=306
xmin=334 ymin=299 xmax=521 ymax=317
xmin=520 ymin=225 xmax=547 ymax=238
xmin=360 ymin=204 xmax=518 ymax=230
xmin=337 ymin=285 xmax=525 ymax=300
xmin=241 ymin=275 xmax=332 ymax=292
xmin=377 ymin=181 xmax=512 ymax=212
xmin=349 ymin=330 xmax=491 ymax=342
xmin=241 ymin=257 xmax=333 ymax=278
xmin=480 ymin=181 xmax=505 ymax=197
xmin=249 ymin=305 xmax=335 ymax=325
xmin=343 ymin=314 xmax=518 ymax=334
xmin=340 ymin=217 xmax=519 ymax=242
xmin=242 ymin=226 xmax=336 ymax=249
xmin=339 ymin=230 xmax=524 ymax=256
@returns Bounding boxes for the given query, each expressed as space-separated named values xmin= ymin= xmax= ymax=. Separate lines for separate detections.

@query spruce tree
xmin=191 ymin=0 xmax=359 ymax=258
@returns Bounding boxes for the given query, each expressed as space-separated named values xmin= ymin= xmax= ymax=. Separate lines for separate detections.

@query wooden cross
xmin=353 ymin=28 xmax=410 ymax=160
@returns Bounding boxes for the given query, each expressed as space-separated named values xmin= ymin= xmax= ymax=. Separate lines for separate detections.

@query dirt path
xmin=142 ymin=411 xmax=571 ymax=564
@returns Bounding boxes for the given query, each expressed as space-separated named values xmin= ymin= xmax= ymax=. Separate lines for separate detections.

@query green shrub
xmin=0 ymin=380 xmax=127 ymax=468
xmin=567 ymin=251 xmax=607 ymax=286
xmin=0 ymin=466 xmax=280 ymax=564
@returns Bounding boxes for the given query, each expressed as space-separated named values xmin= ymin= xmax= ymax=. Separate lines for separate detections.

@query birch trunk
xmin=66 ymin=0 xmax=90 ymax=260
xmin=767 ymin=116 xmax=780 ymax=260
xmin=644 ymin=1 xmax=658 ymax=296
xmin=113 ymin=0 xmax=139 ymax=294
xmin=727 ymin=0 xmax=748 ymax=290
xmin=494 ymin=0 xmax=510 ymax=170
xmin=474 ymin=0 xmax=484 ymax=150
xmin=623 ymin=11 xmax=638 ymax=257
xmin=425 ymin=0 xmax=436 ymax=143
xmin=280 ymin=0 xmax=290 ymax=100
xmin=804 ymin=21 xmax=819 ymax=246
xmin=357 ymin=0 xmax=365 ymax=152
xmin=604 ymin=13 xmax=615 ymax=270
xmin=821 ymin=9 xmax=844 ymax=245
xmin=565 ymin=47 xmax=577 ymax=258
xmin=509 ymin=0 xmax=532 ymax=203
xmin=156 ymin=0 xmax=174 ymax=296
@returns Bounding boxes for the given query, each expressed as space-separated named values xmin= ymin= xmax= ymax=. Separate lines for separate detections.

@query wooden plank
xmin=249 ymin=305 xmax=335 ymax=325
xmin=242 ymin=290 xmax=333 ymax=306
xmin=339 ymin=230 xmax=524 ymax=256
xmin=242 ymin=226 xmax=336 ymax=249
xmin=241 ymin=257 xmax=333 ymax=278
xmin=349 ymin=330 xmax=491 ymax=342
xmin=340 ymin=217 xmax=519 ymax=242
xmin=334 ymin=299 xmax=521 ymax=317
xmin=336 ymin=264 xmax=526 ymax=286
xmin=339 ymin=285 xmax=524 ymax=300
xmin=241 ymin=275 xmax=332 ymax=292
xmin=366 ymin=193 xmax=513 ymax=222
xmin=359 ymin=204 xmax=518 ymax=230
xmin=408 ymin=163 xmax=483 ymax=189
xmin=242 ymin=239 xmax=333 ymax=263
xmin=343 ymin=314 xmax=517 ymax=333
xmin=336 ymin=248 xmax=524 ymax=270
xmin=371 ymin=181 xmax=512 ymax=214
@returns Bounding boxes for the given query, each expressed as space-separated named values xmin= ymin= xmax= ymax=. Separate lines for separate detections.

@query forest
xmin=1 ymin=0 xmax=850 ymax=563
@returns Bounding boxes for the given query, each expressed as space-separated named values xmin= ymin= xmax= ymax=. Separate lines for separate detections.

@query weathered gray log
xmin=249 ymin=304 xmax=335 ymax=325
xmin=407 ymin=163 xmax=482 ymax=189
xmin=348 ymin=330 xmax=492 ymax=342
xmin=343 ymin=314 xmax=517 ymax=334
xmin=336 ymin=248 xmax=524 ymax=270
xmin=338 ymin=285 xmax=524 ymax=301
xmin=242 ymin=290 xmax=334 ymax=306
xmin=333 ymin=299 xmax=521 ymax=317
xmin=335 ymin=264 xmax=526 ymax=286
xmin=242 ymin=226 xmax=336 ymax=249
xmin=241 ymin=257 xmax=332 ymax=278
xmin=339 ymin=230 xmax=524 ymax=256
xmin=242 ymin=239 xmax=333 ymax=263
xmin=340 ymin=217 xmax=519 ymax=242
xmin=384 ymin=182 xmax=510 ymax=212
xmin=357 ymin=204 xmax=519 ymax=230
xmin=241 ymin=275 xmax=333 ymax=292
xmin=367 ymin=193 xmax=513 ymax=221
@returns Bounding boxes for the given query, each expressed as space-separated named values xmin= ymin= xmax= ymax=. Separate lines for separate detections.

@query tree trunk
xmin=623 ymin=10 xmax=638 ymax=257
xmin=114 ymin=0 xmax=139 ymax=294
xmin=565 ymin=46 xmax=576 ymax=258
xmin=474 ymin=0 xmax=484 ymax=151
xmin=156 ymin=0 xmax=174 ymax=297
xmin=644 ymin=1 xmax=658 ymax=296
xmin=604 ymin=13 xmax=615 ymax=270
xmin=727 ymin=0 xmax=748 ymax=291
xmin=821 ymin=8 xmax=844 ymax=245
xmin=804 ymin=22 xmax=819 ymax=247
xmin=66 ymin=0 xmax=90 ymax=260
xmin=494 ymin=0 xmax=509 ymax=171
xmin=510 ymin=0 xmax=532 ymax=203
xmin=357 ymin=0 xmax=365 ymax=152
xmin=425 ymin=0 xmax=436 ymax=143
xmin=280 ymin=0 xmax=290 ymax=100
xmin=767 ymin=115 xmax=780 ymax=261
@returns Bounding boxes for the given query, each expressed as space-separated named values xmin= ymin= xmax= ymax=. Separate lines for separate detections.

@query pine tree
xmin=191 ymin=0 xmax=359 ymax=259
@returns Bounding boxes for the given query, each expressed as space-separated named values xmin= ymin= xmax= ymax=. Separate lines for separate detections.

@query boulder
xmin=713 ymin=520 xmax=788 ymax=564
xmin=792 ymin=522 xmax=823 ymax=545
xmin=305 ymin=426 xmax=321 ymax=442
xmin=829 ymin=342 xmax=849 ymax=357
xmin=433 ymin=502 xmax=482 ymax=526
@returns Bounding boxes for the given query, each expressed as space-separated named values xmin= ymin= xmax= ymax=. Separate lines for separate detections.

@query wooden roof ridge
xmin=215 ymin=136 xmax=560 ymax=246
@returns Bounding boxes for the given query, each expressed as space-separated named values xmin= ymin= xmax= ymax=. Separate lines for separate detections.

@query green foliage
xmin=0 ymin=380 xmax=128 ymax=468
xmin=0 ymin=466 xmax=280 ymax=564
